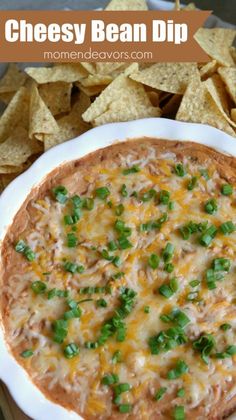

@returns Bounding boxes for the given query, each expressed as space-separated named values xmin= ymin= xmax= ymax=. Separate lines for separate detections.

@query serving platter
xmin=1 ymin=117 xmax=236 ymax=420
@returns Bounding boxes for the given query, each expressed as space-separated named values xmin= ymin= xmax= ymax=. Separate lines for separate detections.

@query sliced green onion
xmin=167 ymin=360 xmax=188 ymax=379
xmin=64 ymin=215 xmax=74 ymax=225
xmin=212 ymin=258 xmax=230 ymax=272
xmin=97 ymin=298 xmax=107 ymax=308
xmin=64 ymin=343 xmax=79 ymax=359
xmin=114 ymin=383 xmax=131 ymax=396
xmin=221 ymin=184 xmax=233 ymax=196
xmin=119 ymin=404 xmax=132 ymax=414
xmin=67 ymin=233 xmax=78 ymax=248
xmin=179 ymin=226 xmax=191 ymax=240
xmin=15 ymin=241 xmax=36 ymax=261
xmin=116 ymin=327 xmax=126 ymax=342
xmin=64 ymin=261 xmax=79 ymax=274
xmin=64 ymin=306 xmax=82 ymax=320
xmin=117 ymin=236 xmax=132 ymax=250
xmin=155 ymin=387 xmax=167 ymax=401
xmin=52 ymin=185 xmax=68 ymax=204
xmin=199 ymin=225 xmax=217 ymax=247
xmin=108 ymin=240 xmax=118 ymax=251
xmin=141 ymin=189 xmax=156 ymax=202
xmin=20 ymin=349 xmax=34 ymax=358
xmin=162 ymin=242 xmax=174 ymax=262
xmin=187 ymin=176 xmax=198 ymax=191
xmin=48 ymin=288 xmax=69 ymax=299
xmin=170 ymin=278 xmax=179 ymax=292
xmin=95 ymin=187 xmax=110 ymax=200
xmin=189 ymin=280 xmax=200 ymax=288
xmin=148 ymin=254 xmax=160 ymax=269
xmin=199 ymin=168 xmax=209 ymax=180
xmin=83 ymin=197 xmax=94 ymax=210
xmin=113 ymin=256 xmax=122 ymax=267
xmin=115 ymin=204 xmax=125 ymax=216
xmin=220 ymin=323 xmax=232 ymax=331
xmin=204 ymin=199 xmax=218 ymax=215
xmin=121 ymin=184 xmax=128 ymax=197
xmin=52 ymin=319 xmax=68 ymax=343
xmin=15 ymin=240 xmax=26 ymax=253
xmin=102 ymin=373 xmax=119 ymax=386
xmin=193 ymin=333 xmax=215 ymax=364
xmin=71 ymin=195 xmax=82 ymax=208
xmin=112 ymin=350 xmax=122 ymax=364
xmin=175 ymin=163 xmax=186 ymax=177
xmin=31 ymin=281 xmax=47 ymax=295
xmin=160 ymin=190 xmax=170 ymax=204
xmin=220 ymin=221 xmax=235 ymax=235
xmin=164 ymin=263 xmax=174 ymax=273
xmin=123 ymin=165 xmax=140 ymax=175
xmin=158 ymin=284 xmax=174 ymax=299
xmin=168 ymin=201 xmax=174 ymax=211
xmin=177 ymin=388 xmax=185 ymax=397
xmin=144 ymin=306 xmax=150 ymax=313
xmin=173 ymin=405 xmax=185 ymax=420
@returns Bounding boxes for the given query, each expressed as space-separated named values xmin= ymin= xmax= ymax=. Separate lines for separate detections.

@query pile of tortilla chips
xmin=0 ymin=0 xmax=235 ymax=193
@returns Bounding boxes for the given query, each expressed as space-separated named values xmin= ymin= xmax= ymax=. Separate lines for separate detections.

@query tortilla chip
xmin=130 ymin=63 xmax=199 ymax=94
xmin=44 ymin=92 xmax=91 ymax=150
xmin=194 ymin=28 xmax=236 ymax=67
xmin=80 ymin=74 xmax=113 ymax=87
xmin=147 ymin=91 xmax=160 ymax=107
xmin=25 ymin=64 xmax=88 ymax=84
xmin=217 ymin=67 xmax=236 ymax=105
xmin=80 ymin=63 xmax=97 ymax=75
xmin=183 ymin=3 xmax=197 ymax=10
xmin=0 ymin=172 xmax=19 ymax=192
xmin=231 ymin=109 xmax=236 ymax=123
xmin=105 ymin=0 xmax=148 ymax=10
xmin=200 ymin=60 xmax=218 ymax=80
xmin=0 ymin=87 xmax=30 ymax=143
xmin=176 ymin=78 xmax=235 ymax=137
xmin=0 ymin=126 xmax=42 ymax=168
xmin=204 ymin=75 xmax=236 ymax=128
xmin=29 ymin=84 xmax=59 ymax=141
xmin=38 ymin=82 xmax=72 ymax=116
xmin=95 ymin=63 xmax=125 ymax=75
xmin=76 ymin=83 xmax=107 ymax=97
xmin=82 ymin=72 xmax=161 ymax=125
xmin=0 ymin=64 xmax=27 ymax=94
xmin=0 ymin=92 xmax=15 ymax=105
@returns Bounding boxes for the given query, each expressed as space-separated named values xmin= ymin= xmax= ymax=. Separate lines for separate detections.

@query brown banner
xmin=0 ymin=10 xmax=211 ymax=62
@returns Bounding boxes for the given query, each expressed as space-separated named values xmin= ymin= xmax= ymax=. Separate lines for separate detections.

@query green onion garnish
xmin=220 ymin=221 xmax=235 ymax=235
xmin=64 ymin=261 xmax=84 ymax=274
xmin=212 ymin=258 xmax=230 ymax=272
xmin=162 ymin=243 xmax=174 ymax=262
xmin=160 ymin=309 xmax=190 ymax=328
xmin=220 ymin=323 xmax=232 ymax=331
xmin=155 ymin=387 xmax=167 ymax=401
xmin=187 ymin=176 xmax=198 ymax=191
xmin=204 ymin=199 xmax=218 ymax=215
xmin=221 ymin=184 xmax=233 ymax=196
xmin=15 ymin=240 xmax=35 ymax=261
xmin=193 ymin=333 xmax=215 ymax=364
xmin=167 ymin=360 xmax=188 ymax=379
xmin=119 ymin=404 xmax=132 ymax=413
xmin=123 ymin=165 xmax=140 ymax=175
xmin=141 ymin=189 xmax=156 ymax=202
xmin=20 ymin=349 xmax=34 ymax=358
xmin=121 ymin=184 xmax=128 ymax=197
xmin=168 ymin=201 xmax=174 ymax=211
xmin=112 ymin=350 xmax=122 ymax=364
xmin=117 ymin=236 xmax=132 ymax=250
xmin=97 ymin=298 xmax=107 ymax=308
xmin=52 ymin=185 xmax=68 ymax=204
xmin=108 ymin=240 xmax=118 ymax=251
xmin=115 ymin=204 xmax=125 ymax=216
xmin=64 ymin=215 xmax=75 ymax=225
xmin=71 ymin=195 xmax=82 ymax=208
xmin=199 ymin=168 xmax=209 ymax=180
xmin=164 ymin=263 xmax=174 ymax=273
xmin=102 ymin=373 xmax=119 ymax=386
xmin=67 ymin=233 xmax=78 ymax=248
xmin=175 ymin=163 xmax=186 ymax=177
xmin=148 ymin=327 xmax=187 ymax=355
xmin=114 ymin=383 xmax=131 ymax=396
xmin=199 ymin=225 xmax=217 ymax=247
xmin=158 ymin=278 xmax=178 ymax=299
xmin=15 ymin=240 xmax=26 ymax=253
xmin=52 ymin=319 xmax=68 ymax=343
xmin=95 ymin=186 xmax=110 ymax=200
xmin=64 ymin=343 xmax=79 ymax=359
xmin=82 ymin=197 xmax=94 ymax=210
xmin=189 ymin=280 xmax=200 ymax=288
xmin=64 ymin=306 xmax=82 ymax=320
xmin=177 ymin=388 xmax=185 ymax=397
xmin=144 ymin=306 xmax=150 ymax=313
xmin=148 ymin=254 xmax=160 ymax=269
xmin=160 ymin=190 xmax=170 ymax=204
xmin=48 ymin=288 xmax=69 ymax=300
xmin=173 ymin=405 xmax=185 ymax=420
xmin=31 ymin=281 xmax=47 ymax=295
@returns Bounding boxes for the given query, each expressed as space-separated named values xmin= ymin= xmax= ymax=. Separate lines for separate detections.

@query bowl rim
xmin=1 ymin=117 xmax=236 ymax=420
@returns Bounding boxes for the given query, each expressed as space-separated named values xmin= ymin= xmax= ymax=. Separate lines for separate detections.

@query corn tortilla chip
xmin=176 ymin=78 xmax=235 ymax=137
xmin=82 ymin=72 xmax=161 ymax=124
xmin=76 ymin=83 xmax=107 ymax=97
xmin=80 ymin=74 xmax=113 ymax=87
xmin=200 ymin=60 xmax=218 ymax=80
xmin=95 ymin=63 xmax=125 ymax=75
xmin=147 ymin=91 xmax=160 ymax=107
xmin=130 ymin=63 xmax=199 ymax=94
xmin=105 ymin=0 xmax=148 ymax=10
xmin=0 ymin=87 xmax=30 ymax=143
xmin=194 ymin=28 xmax=236 ymax=67
xmin=0 ymin=127 xmax=42 ymax=167
xmin=93 ymin=104 xmax=160 ymax=127
xmin=0 ymin=172 xmax=19 ymax=192
xmin=0 ymin=92 xmax=15 ymax=105
xmin=29 ymin=84 xmax=59 ymax=141
xmin=204 ymin=75 xmax=236 ymax=128
xmin=25 ymin=64 xmax=88 ymax=84
xmin=0 ymin=64 xmax=27 ymax=94
xmin=162 ymin=94 xmax=182 ymax=118
xmin=80 ymin=63 xmax=97 ymax=75
xmin=217 ymin=67 xmax=236 ymax=105
xmin=38 ymin=82 xmax=72 ymax=116
xmin=231 ymin=109 xmax=236 ymax=123
xmin=44 ymin=92 xmax=91 ymax=151
xmin=229 ymin=47 xmax=236 ymax=64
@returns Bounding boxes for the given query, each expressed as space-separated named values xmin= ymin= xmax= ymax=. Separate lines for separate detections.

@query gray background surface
xmin=0 ymin=0 xmax=235 ymax=25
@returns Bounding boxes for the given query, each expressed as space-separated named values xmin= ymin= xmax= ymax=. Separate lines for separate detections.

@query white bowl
xmin=1 ymin=118 xmax=236 ymax=420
